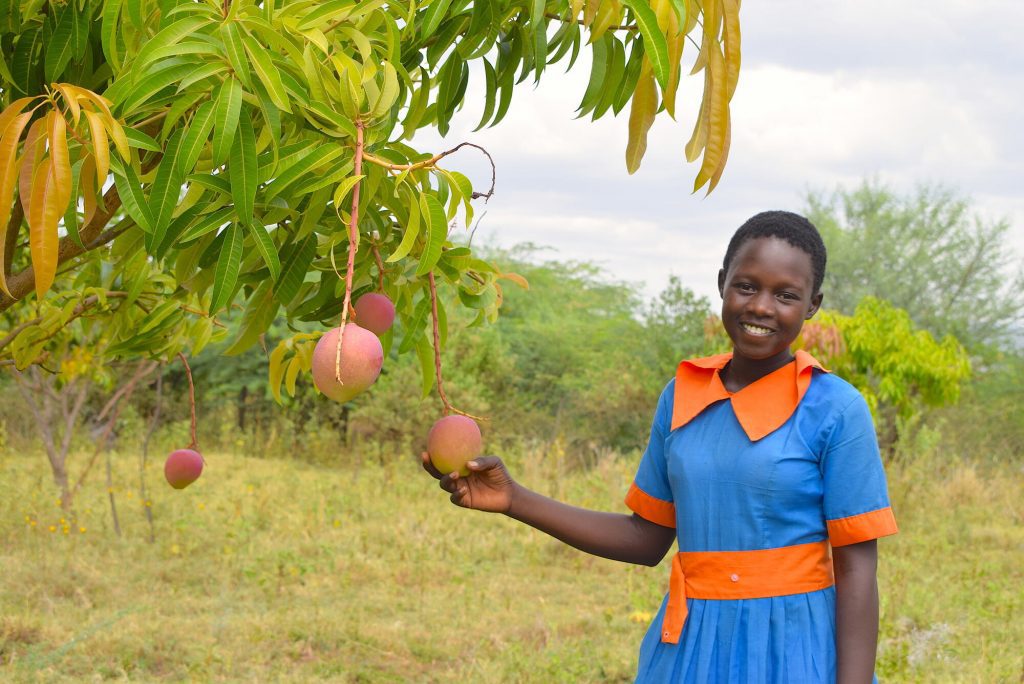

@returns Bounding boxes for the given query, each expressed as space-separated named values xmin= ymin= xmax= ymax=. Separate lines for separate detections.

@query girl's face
xmin=717 ymin=237 xmax=823 ymax=365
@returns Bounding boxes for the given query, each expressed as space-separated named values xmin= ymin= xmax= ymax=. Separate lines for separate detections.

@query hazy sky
xmin=420 ymin=0 xmax=1024 ymax=304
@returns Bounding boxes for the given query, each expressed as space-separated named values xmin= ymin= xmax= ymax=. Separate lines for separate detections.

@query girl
xmin=422 ymin=211 xmax=897 ymax=683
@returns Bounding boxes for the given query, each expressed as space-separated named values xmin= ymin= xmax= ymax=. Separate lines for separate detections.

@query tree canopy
xmin=0 ymin=0 xmax=743 ymax=405
xmin=805 ymin=180 xmax=1023 ymax=354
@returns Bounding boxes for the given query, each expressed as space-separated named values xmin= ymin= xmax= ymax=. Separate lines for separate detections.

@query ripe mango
xmin=427 ymin=415 xmax=482 ymax=476
xmin=354 ymin=293 xmax=396 ymax=336
xmin=164 ymin=449 xmax=204 ymax=489
xmin=311 ymin=324 xmax=384 ymax=402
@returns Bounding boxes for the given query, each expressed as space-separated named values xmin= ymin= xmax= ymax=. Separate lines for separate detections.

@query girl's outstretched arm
xmin=422 ymin=454 xmax=676 ymax=567
xmin=833 ymin=539 xmax=879 ymax=684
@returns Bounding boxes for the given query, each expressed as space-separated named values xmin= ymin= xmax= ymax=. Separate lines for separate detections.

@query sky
xmin=419 ymin=0 xmax=1024 ymax=304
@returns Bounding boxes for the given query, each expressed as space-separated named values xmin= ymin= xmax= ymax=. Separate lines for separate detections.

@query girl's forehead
xmin=728 ymin=237 xmax=815 ymax=283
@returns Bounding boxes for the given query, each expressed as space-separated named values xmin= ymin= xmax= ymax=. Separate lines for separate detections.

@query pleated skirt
xmin=634 ymin=587 xmax=859 ymax=683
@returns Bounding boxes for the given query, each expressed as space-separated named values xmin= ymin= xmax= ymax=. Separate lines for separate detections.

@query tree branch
xmin=362 ymin=142 xmax=497 ymax=201
xmin=0 ymin=183 xmax=124 ymax=313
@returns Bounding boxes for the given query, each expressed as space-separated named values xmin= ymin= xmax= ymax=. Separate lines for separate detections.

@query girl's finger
xmin=421 ymin=452 xmax=444 ymax=480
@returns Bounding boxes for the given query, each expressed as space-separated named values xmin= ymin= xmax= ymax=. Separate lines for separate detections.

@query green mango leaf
xmin=621 ymin=0 xmax=670 ymax=90
xmin=209 ymin=222 xmax=244 ymax=314
xmin=416 ymin=336 xmax=436 ymax=397
xmin=245 ymin=221 xmax=281 ymax=282
xmin=177 ymin=100 xmax=216 ymax=175
xmin=230 ymin=113 xmax=257 ymax=226
xmin=135 ymin=16 xmax=210 ymax=74
xmin=212 ymin=77 xmax=243 ymax=167
xmin=219 ymin=22 xmax=252 ymax=89
xmin=241 ymin=32 xmax=291 ymax=112
xmin=415 ymin=193 xmax=447 ymax=276
xmin=225 ymin=279 xmax=279 ymax=355
xmin=275 ymin=234 xmax=317 ymax=306
xmin=148 ymin=129 xmax=185 ymax=250
xmin=109 ymin=158 xmax=154 ymax=234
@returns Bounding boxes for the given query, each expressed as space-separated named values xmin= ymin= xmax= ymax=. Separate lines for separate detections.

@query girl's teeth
xmin=742 ymin=324 xmax=772 ymax=335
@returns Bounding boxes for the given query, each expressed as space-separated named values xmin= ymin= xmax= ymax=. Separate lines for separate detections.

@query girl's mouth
xmin=741 ymin=322 xmax=774 ymax=336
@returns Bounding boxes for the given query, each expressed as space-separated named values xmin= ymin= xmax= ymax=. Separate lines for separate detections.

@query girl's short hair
xmin=722 ymin=211 xmax=827 ymax=294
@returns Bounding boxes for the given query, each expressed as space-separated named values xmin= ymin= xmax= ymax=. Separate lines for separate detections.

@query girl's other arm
xmin=423 ymin=454 xmax=676 ymax=567
xmin=833 ymin=539 xmax=879 ymax=684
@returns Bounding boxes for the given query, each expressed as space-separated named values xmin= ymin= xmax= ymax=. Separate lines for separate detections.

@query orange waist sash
xmin=661 ymin=540 xmax=834 ymax=644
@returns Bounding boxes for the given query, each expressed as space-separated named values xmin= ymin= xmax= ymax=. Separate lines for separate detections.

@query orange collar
xmin=671 ymin=350 xmax=826 ymax=441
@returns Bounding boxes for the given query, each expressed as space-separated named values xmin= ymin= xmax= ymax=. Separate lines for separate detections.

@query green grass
xmin=1 ymin=442 xmax=1021 ymax=682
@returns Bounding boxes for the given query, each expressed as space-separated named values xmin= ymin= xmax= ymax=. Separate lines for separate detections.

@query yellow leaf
xmin=52 ymin=84 xmax=81 ymax=125
xmin=105 ymin=118 xmax=130 ymax=161
xmin=692 ymin=39 xmax=728 ymax=193
xmin=18 ymin=117 xmax=47 ymax=215
xmin=498 ymin=271 xmax=530 ymax=290
xmin=572 ymin=0 xmax=585 ymax=22
xmin=706 ymin=114 xmax=731 ymax=193
xmin=584 ymin=0 xmax=599 ymax=26
xmin=664 ymin=31 xmax=685 ymax=117
xmin=49 ymin=111 xmax=72 ymax=210
xmin=284 ymin=354 xmax=302 ymax=397
xmin=0 ymin=98 xmax=40 ymax=143
xmin=684 ymin=69 xmax=710 ymax=162
xmin=625 ymin=62 xmax=658 ymax=174
xmin=0 ymin=111 xmax=34 ymax=298
xmin=83 ymin=110 xmax=109 ymax=191
xmin=683 ymin=0 xmax=699 ymax=33
xmin=28 ymin=157 xmax=59 ymax=298
xmin=268 ymin=339 xmax=288 ymax=404
xmin=720 ymin=0 xmax=741 ymax=100
xmin=591 ymin=0 xmax=623 ymax=42
xmin=80 ymin=155 xmax=97 ymax=226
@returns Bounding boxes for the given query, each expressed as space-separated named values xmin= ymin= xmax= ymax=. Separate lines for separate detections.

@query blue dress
xmin=627 ymin=353 xmax=897 ymax=683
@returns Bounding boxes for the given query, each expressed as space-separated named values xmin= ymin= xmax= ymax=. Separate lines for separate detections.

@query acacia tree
xmin=0 ymin=0 xmax=742 ymax=410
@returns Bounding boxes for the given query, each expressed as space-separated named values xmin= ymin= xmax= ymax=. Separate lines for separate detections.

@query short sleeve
xmin=821 ymin=394 xmax=898 ymax=546
xmin=625 ymin=381 xmax=676 ymax=528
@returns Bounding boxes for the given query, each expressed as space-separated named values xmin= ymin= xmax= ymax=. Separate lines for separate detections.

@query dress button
xmin=730 ymin=573 xmax=740 ymax=582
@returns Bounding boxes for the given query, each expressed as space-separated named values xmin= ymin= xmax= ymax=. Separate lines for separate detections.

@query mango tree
xmin=0 ymin=0 xmax=742 ymax=419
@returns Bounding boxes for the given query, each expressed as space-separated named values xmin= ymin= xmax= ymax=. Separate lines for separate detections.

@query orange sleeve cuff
xmin=625 ymin=482 xmax=676 ymax=528
xmin=827 ymin=506 xmax=898 ymax=547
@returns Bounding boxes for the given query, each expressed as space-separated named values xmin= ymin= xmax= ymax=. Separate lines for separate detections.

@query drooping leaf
xmin=415 ymin=192 xmax=447 ymax=276
xmin=625 ymin=61 xmax=657 ymax=174
xmin=177 ymin=100 xmax=216 ymax=175
xmin=622 ymin=0 xmax=671 ymax=90
xmin=209 ymin=222 xmax=243 ymax=314
xmin=244 ymin=221 xmax=281 ymax=281
xmin=211 ymin=77 xmax=243 ymax=167
xmin=229 ymin=113 xmax=258 ymax=226
xmin=224 ymin=279 xmax=279 ymax=355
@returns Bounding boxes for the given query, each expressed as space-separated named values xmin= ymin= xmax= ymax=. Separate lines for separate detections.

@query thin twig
xmin=427 ymin=271 xmax=484 ymax=422
xmin=177 ymin=352 xmax=198 ymax=450
xmin=335 ymin=120 xmax=365 ymax=383
xmin=362 ymin=142 xmax=497 ymax=202
xmin=371 ymin=243 xmax=385 ymax=292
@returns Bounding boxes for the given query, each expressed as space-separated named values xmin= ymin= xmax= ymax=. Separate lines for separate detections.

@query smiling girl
xmin=423 ymin=211 xmax=898 ymax=683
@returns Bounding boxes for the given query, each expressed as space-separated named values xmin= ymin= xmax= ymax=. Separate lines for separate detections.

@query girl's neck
xmin=721 ymin=349 xmax=795 ymax=393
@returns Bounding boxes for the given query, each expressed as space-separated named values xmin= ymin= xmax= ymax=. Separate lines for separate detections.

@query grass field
xmin=1 ymin=442 xmax=1021 ymax=682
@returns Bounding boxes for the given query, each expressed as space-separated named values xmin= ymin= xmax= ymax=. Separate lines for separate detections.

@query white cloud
xmin=417 ymin=0 xmax=1024 ymax=305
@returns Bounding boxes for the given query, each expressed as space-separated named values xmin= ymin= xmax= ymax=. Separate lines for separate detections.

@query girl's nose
xmin=747 ymin=292 xmax=773 ymax=316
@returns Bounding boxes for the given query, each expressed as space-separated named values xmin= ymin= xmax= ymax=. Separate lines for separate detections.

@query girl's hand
xmin=420 ymin=453 xmax=516 ymax=514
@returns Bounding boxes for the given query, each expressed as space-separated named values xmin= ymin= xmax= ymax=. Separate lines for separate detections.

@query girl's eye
xmin=778 ymin=292 xmax=798 ymax=302
xmin=736 ymin=283 xmax=755 ymax=293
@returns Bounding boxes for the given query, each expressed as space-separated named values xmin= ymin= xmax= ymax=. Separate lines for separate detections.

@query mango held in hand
xmin=164 ymin=449 xmax=204 ymax=489
xmin=354 ymin=293 xmax=396 ymax=336
xmin=427 ymin=415 xmax=482 ymax=476
xmin=311 ymin=324 xmax=384 ymax=402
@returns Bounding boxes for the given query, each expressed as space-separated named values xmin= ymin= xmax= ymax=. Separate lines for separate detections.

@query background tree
xmin=0 ymin=0 xmax=743 ymax=414
xmin=804 ymin=180 xmax=1024 ymax=354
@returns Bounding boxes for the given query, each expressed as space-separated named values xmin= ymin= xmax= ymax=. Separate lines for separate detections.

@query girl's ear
xmin=717 ymin=268 xmax=726 ymax=297
xmin=806 ymin=292 xmax=824 ymax=320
